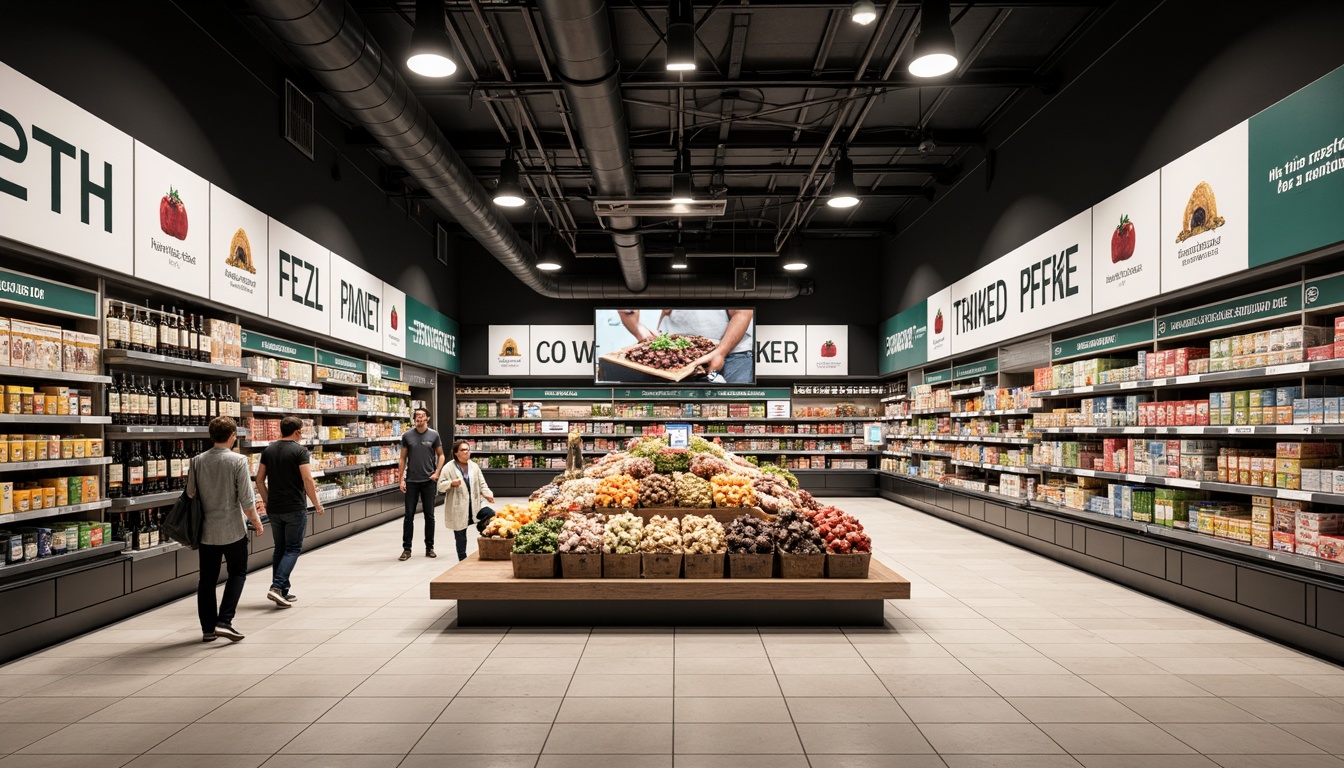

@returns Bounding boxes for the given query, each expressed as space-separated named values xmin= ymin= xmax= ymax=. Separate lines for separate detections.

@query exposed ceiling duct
xmin=536 ymin=0 xmax=647 ymax=293
xmin=243 ymin=0 xmax=808 ymax=299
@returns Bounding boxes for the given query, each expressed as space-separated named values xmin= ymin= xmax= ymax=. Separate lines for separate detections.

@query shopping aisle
xmin=1 ymin=498 xmax=1342 ymax=768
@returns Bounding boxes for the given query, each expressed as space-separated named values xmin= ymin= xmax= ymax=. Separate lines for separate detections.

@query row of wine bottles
xmin=107 ymin=439 xmax=206 ymax=498
xmin=106 ymin=375 xmax=240 ymax=426
xmin=104 ymin=300 xmax=214 ymax=363
xmin=111 ymin=509 xmax=167 ymax=551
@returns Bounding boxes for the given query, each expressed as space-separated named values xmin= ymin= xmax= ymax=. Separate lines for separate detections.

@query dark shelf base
xmin=456 ymin=599 xmax=886 ymax=626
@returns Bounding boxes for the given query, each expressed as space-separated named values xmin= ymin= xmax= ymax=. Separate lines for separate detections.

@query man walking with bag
xmin=398 ymin=407 xmax=445 ymax=560
xmin=255 ymin=416 xmax=323 ymax=608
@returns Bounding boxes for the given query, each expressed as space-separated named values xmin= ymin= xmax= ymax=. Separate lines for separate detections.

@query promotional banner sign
xmin=0 ymin=266 xmax=98 ymax=319
xmin=328 ymin=252 xmax=384 ymax=352
xmin=209 ymin=186 xmax=268 ymax=317
xmin=1092 ymin=171 xmax=1160 ymax=313
xmin=530 ymin=325 xmax=595 ymax=377
xmin=806 ymin=325 xmax=849 ymax=376
xmin=926 ymin=288 xmax=952 ymax=362
xmin=405 ymin=295 xmax=459 ymax=373
xmin=879 ymin=299 xmax=928 ymax=375
xmin=267 ymin=220 xmax=329 ymax=330
xmin=950 ymin=209 xmax=1093 ymax=355
xmin=134 ymin=141 xmax=209 ymax=298
xmin=381 ymin=283 xmax=406 ymax=359
xmin=1052 ymin=319 xmax=1154 ymax=361
xmin=240 ymin=329 xmax=315 ymax=363
xmin=317 ymin=348 xmax=367 ymax=375
xmin=755 ymin=325 xmax=807 ymax=377
xmin=1249 ymin=65 xmax=1344 ymax=268
xmin=489 ymin=324 xmax=530 ymax=376
xmin=0 ymin=62 xmax=133 ymax=274
xmin=1156 ymin=283 xmax=1301 ymax=340
xmin=1160 ymin=121 xmax=1250 ymax=293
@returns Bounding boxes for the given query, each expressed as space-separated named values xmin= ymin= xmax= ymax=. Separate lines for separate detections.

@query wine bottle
xmin=127 ymin=441 xmax=145 ymax=497
xmin=135 ymin=377 xmax=149 ymax=426
xmin=206 ymin=383 xmax=217 ymax=420
xmin=177 ymin=309 xmax=192 ymax=361
xmin=107 ymin=374 xmax=122 ymax=425
xmin=196 ymin=314 xmax=211 ymax=363
xmin=186 ymin=313 xmax=199 ymax=362
xmin=105 ymin=301 xmax=122 ymax=350
xmin=158 ymin=305 xmax=174 ymax=358
xmin=147 ymin=510 xmax=159 ymax=547
xmin=135 ymin=511 xmax=150 ymax=551
xmin=169 ymin=380 xmax=183 ymax=427
xmin=107 ymin=444 xmax=124 ymax=499
xmin=144 ymin=377 xmax=159 ymax=425
xmin=170 ymin=440 xmax=185 ymax=490
xmin=158 ymin=379 xmax=171 ymax=427
xmin=193 ymin=382 xmax=207 ymax=426
xmin=153 ymin=441 xmax=167 ymax=493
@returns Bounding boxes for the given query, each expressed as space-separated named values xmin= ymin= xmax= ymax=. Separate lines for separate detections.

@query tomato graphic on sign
xmin=820 ymin=340 xmax=837 ymax=358
xmin=934 ymin=310 xmax=944 ymax=335
xmin=390 ymin=306 xmax=398 ymax=330
xmin=1111 ymin=214 xmax=1136 ymax=263
xmin=159 ymin=187 xmax=188 ymax=240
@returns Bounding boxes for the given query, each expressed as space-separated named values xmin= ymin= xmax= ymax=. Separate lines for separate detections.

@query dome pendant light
xmin=493 ymin=150 xmax=526 ymax=207
xmin=909 ymin=0 xmax=958 ymax=78
xmin=665 ymin=0 xmax=697 ymax=71
xmin=671 ymin=244 xmax=689 ymax=270
xmin=407 ymin=0 xmax=458 ymax=77
xmin=850 ymin=1 xmax=878 ymax=26
xmin=781 ymin=241 xmax=808 ymax=271
xmin=827 ymin=148 xmax=860 ymax=209
xmin=670 ymin=149 xmax=695 ymax=203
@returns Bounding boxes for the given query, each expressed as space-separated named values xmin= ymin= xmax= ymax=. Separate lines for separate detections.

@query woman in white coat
xmin=439 ymin=440 xmax=496 ymax=560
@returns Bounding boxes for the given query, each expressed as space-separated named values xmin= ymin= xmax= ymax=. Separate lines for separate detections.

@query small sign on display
xmin=666 ymin=423 xmax=691 ymax=449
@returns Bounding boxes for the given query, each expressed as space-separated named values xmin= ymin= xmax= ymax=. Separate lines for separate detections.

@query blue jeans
xmin=721 ymin=350 xmax=753 ymax=383
xmin=269 ymin=510 xmax=306 ymax=595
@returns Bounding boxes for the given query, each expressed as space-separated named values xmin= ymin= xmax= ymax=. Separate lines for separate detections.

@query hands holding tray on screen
xmin=615 ymin=309 xmax=755 ymax=383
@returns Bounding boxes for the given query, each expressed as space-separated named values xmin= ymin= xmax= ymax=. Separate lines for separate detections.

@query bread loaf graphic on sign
xmin=1175 ymin=181 xmax=1225 ymax=243
xmin=499 ymin=338 xmax=521 ymax=356
xmin=226 ymin=228 xmax=257 ymax=274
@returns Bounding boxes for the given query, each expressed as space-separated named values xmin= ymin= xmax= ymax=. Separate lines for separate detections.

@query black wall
xmin=881 ymin=0 xmax=1344 ymax=318
xmin=0 ymin=1 xmax=456 ymax=318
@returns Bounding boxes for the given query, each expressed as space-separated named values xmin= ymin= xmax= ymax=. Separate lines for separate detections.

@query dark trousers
xmin=403 ymin=480 xmax=437 ymax=550
xmin=454 ymin=528 xmax=468 ymax=560
xmin=269 ymin=510 xmax=306 ymax=595
xmin=198 ymin=536 xmax=249 ymax=633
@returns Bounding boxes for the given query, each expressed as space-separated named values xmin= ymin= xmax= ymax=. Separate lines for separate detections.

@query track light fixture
xmin=670 ymin=149 xmax=694 ymax=203
xmin=850 ymin=1 xmax=878 ymax=26
xmin=909 ymin=0 xmax=958 ymax=78
xmin=407 ymin=0 xmax=458 ymax=77
xmin=493 ymin=149 xmax=526 ymax=207
xmin=827 ymin=148 xmax=860 ymax=209
xmin=665 ymin=0 xmax=696 ymax=71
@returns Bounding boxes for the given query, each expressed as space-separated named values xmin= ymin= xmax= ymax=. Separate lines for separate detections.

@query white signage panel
xmin=805 ymin=325 xmax=849 ymax=376
xmin=531 ymin=325 xmax=596 ymax=377
xmin=489 ymin=325 xmax=530 ymax=375
xmin=328 ymin=252 xmax=384 ymax=352
xmin=0 ymin=62 xmax=133 ymax=274
xmin=950 ymin=209 xmax=1093 ymax=355
xmin=133 ymin=141 xmax=209 ymax=298
xmin=381 ymin=283 xmax=406 ymax=358
xmin=1160 ymin=121 xmax=1250 ymax=293
xmin=209 ymin=185 xmax=268 ymax=317
xmin=754 ymin=325 xmax=806 ymax=377
xmin=926 ymin=287 xmax=952 ymax=362
xmin=267 ymin=220 xmax=329 ymax=330
xmin=1092 ymin=171 xmax=1161 ymax=313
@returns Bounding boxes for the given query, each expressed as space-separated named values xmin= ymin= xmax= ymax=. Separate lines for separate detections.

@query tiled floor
xmin=2 ymin=496 xmax=1343 ymax=767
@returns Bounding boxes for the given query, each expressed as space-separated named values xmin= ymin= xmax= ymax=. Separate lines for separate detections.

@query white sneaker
xmin=267 ymin=588 xmax=292 ymax=609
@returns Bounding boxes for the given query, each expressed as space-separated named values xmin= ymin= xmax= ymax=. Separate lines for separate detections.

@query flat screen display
xmin=594 ymin=308 xmax=756 ymax=385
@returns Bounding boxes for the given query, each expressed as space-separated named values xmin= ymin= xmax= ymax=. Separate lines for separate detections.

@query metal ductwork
xmin=243 ymin=0 xmax=807 ymax=299
xmin=536 ymin=0 xmax=646 ymax=292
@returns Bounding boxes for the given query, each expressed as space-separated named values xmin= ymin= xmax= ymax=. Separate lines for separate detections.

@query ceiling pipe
xmin=244 ymin=0 xmax=807 ymax=298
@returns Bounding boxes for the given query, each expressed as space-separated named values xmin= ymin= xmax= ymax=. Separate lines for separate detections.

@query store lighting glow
xmin=670 ymin=149 xmax=695 ymax=203
xmin=671 ymin=245 xmax=689 ymax=269
xmin=665 ymin=0 xmax=697 ymax=71
xmin=827 ymin=149 xmax=860 ymax=209
xmin=493 ymin=153 xmax=526 ymax=207
xmin=407 ymin=0 xmax=457 ymax=77
xmin=909 ymin=0 xmax=958 ymax=78
xmin=536 ymin=244 xmax=563 ymax=271
xmin=781 ymin=244 xmax=808 ymax=271
xmin=850 ymin=1 xmax=878 ymax=26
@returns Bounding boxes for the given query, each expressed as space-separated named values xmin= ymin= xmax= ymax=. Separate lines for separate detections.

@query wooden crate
xmin=477 ymin=536 xmax=513 ymax=561
xmin=683 ymin=552 xmax=726 ymax=579
xmin=778 ymin=552 xmax=825 ymax=579
xmin=510 ymin=552 xmax=557 ymax=579
xmin=728 ymin=552 xmax=774 ymax=579
xmin=560 ymin=552 xmax=602 ymax=578
xmin=602 ymin=552 xmax=640 ymax=578
xmin=826 ymin=552 xmax=872 ymax=579
xmin=642 ymin=552 xmax=683 ymax=578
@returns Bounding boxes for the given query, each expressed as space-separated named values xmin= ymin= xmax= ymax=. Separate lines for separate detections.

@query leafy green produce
xmin=512 ymin=521 xmax=559 ymax=554
xmin=648 ymin=333 xmax=692 ymax=351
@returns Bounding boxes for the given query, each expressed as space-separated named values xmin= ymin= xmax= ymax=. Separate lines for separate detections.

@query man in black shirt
xmin=255 ymin=416 xmax=323 ymax=608
xmin=399 ymin=407 xmax=445 ymax=560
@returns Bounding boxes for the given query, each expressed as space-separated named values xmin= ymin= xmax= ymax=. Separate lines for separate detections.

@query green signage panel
xmin=923 ymin=368 xmax=952 ymax=385
xmin=1250 ymin=65 xmax=1344 ymax=268
xmin=513 ymin=388 xmax=613 ymax=400
xmin=1305 ymin=270 xmax=1344 ymax=311
xmin=1157 ymin=284 xmax=1302 ymax=340
xmin=0 ymin=267 xmax=98 ymax=319
xmin=405 ymin=295 xmax=460 ymax=374
xmin=953 ymin=358 xmax=998 ymax=381
xmin=380 ymin=364 xmax=402 ymax=382
xmin=1052 ymin=320 xmax=1155 ymax=361
xmin=879 ymin=299 xmax=928 ymax=375
xmin=612 ymin=387 xmax=792 ymax=400
xmin=317 ymin=349 xmax=367 ymax=374
xmin=240 ymin=329 xmax=316 ymax=363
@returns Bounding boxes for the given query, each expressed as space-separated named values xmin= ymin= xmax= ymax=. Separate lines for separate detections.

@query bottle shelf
xmin=108 ymin=491 xmax=181 ymax=512
xmin=0 ymin=456 xmax=111 ymax=474
xmin=104 ymin=349 xmax=247 ymax=376
xmin=0 ymin=365 xmax=112 ymax=385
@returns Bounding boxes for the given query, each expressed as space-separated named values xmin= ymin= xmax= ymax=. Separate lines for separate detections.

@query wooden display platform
xmin=430 ymin=555 xmax=910 ymax=626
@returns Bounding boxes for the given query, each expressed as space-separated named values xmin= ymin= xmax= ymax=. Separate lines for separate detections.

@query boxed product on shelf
xmin=1155 ymin=488 xmax=1211 ymax=529
xmin=245 ymin=356 xmax=315 ymax=383
xmin=60 ymin=330 xmax=100 ymax=374
xmin=207 ymin=319 xmax=242 ymax=367
xmin=9 ymin=319 xmax=64 ymax=371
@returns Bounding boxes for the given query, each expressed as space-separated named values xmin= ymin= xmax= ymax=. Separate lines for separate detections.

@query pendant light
xmin=671 ymin=245 xmax=689 ymax=270
xmin=850 ymin=1 xmax=878 ymax=26
xmin=493 ymin=149 xmax=526 ymax=207
xmin=908 ymin=0 xmax=958 ymax=78
xmin=406 ymin=0 xmax=458 ymax=78
xmin=781 ymin=241 xmax=808 ymax=271
xmin=665 ymin=0 xmax=696 ymax=71
xmin=536 ymin=241 xmax=563 ymax=271
xmin=670 ymin=149 xmax=694 ymax=203
xmin=826 ymin=148 xmax=860 ymax=209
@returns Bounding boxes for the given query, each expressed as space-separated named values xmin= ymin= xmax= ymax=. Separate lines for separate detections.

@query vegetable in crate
xmin=595 ymin=474 xmax=640 ymax=508
xmin=711 ymin=474 xmax=756 ymax=508
xmin=726 ymin=513 xmax=775 ymax=554
xmin=681 ymin=514 xmax=726 ymax=553
xmin=557 ymin=477 xmax=599 ymax=510
xmin=558 ymin=513 xmax=605 ymax=554
xmin=637 ymin=515 xmax=683 ymax=553
xmin=639 ymin=472 xmax=676 ymax=507
xmin=603 ymin=512 xmax=644 ymax=554
xmin=512 ymin=521 xmax=559 ymax=554
xmin=674 ymin=471 xmax=714 ymax=508
xmin=806 ymin=506 xmax=872 ymax=554
xmin=654 ymin=447 xmax=690 ymax=474
xmin=482 ymin=503 xmax=538 ymax=538
xmin=690 ymin=453 xmax=730 ymax=479
xmin=771 ymin=508 xmax=825 ymax=555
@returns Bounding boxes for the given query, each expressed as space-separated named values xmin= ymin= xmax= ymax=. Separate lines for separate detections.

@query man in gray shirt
xmin=398 ymin=407 xmax=444 ymax=560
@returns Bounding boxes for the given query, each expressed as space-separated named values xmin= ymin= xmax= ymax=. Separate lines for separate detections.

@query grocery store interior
xmin=3 ymin=0 xmax=1344 ymax=765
